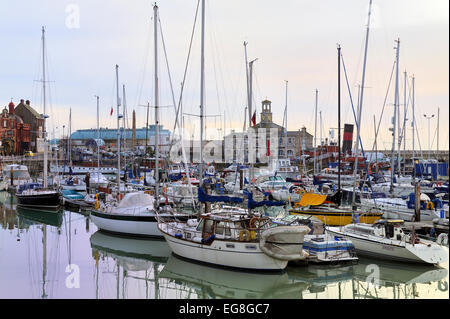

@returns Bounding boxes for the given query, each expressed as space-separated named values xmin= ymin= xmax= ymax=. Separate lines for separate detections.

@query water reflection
xmin=0 ymin=191 xmax=448 ymax=299
xmin=90 ymin=231 xmax=171 ymax=299
xmin=160 ymin=254 xmax=308 ymax=299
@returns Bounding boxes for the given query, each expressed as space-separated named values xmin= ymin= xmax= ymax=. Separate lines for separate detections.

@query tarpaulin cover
xmin=198 ymin=187 xmax=243 ymax=204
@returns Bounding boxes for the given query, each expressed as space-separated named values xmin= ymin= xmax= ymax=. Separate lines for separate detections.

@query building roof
xmin=15 ymin=101 xmax=42 ymax=119
xmin=71 ymin=125 xmax=171 ymax=140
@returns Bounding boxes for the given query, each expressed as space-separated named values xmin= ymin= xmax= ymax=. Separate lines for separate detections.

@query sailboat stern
xmin=406 ymin=241 xmax=449 ymax=265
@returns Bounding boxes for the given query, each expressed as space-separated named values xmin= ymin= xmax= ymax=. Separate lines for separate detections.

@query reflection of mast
xmin=41 ymin=225 xmax=48 ymax=299
xmin=154 ymin=264 xmax=159 ymax=299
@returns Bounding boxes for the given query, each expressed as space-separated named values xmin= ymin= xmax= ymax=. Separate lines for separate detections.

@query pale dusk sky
xmin=0 ymin=0 xmax=448 ymax=151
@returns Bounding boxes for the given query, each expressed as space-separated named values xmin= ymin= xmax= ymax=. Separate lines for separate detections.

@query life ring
xmin=249 ymin=217 xmax=260 ymax=230
xmin=436 ymin=233 xmax=448 ymax=246
xmin=239 ymin=229 xmax=251 ymax=242
xmin=426 ymin=201 xmax=435 ymax=210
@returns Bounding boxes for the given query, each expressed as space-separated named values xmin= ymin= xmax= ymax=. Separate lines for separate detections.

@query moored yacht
xmin=157 ymin=207 xmax=310 ymax=271
xmin=327 ymin=220 xmax=448 ymax=265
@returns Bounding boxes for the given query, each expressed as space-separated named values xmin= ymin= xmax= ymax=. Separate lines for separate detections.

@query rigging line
xmin=158 ymin=12 xmax=196 ymax=207
xmin=370 ymin=59 xmax=396 ymax=154
xmin=172 ymin=0 xmax=201 ymax=134
xmin=399 ymin=76 xmax=413 ymax=146
xmin=341 ymin=50 xmax=377 ymax=204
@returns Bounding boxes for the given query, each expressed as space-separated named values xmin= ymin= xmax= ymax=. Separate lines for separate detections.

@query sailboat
xmin=90 ymin=5 xmax=191 ymax=238
xmin=16 ymin=27 xmax=61 ymax=211
xmin=327 ymin=219 xmax=448 ymax=265
xmin=289 ymin=41 xmax=383 ymax=226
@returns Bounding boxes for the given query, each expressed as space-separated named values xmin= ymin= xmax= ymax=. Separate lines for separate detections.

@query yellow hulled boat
xmin=290 ymin=191 xmax=383 ymax=226
xmin=289 ymin=208 xmax=383 ymax=226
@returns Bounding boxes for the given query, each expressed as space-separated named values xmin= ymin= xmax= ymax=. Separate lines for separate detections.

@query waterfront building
xmin=0 ymin=101 xmax=31 ymax=155
xmin=13 ymin=99 xmax=45 ymax=153
xmin=224 ymin=99 xmax=314 ymax=163
xmin=70 ymin=124 xmax=172 ymax=155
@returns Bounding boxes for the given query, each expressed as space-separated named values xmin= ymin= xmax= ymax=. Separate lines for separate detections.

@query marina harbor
xmin=0 ymin=0 xmax=448 ymax=301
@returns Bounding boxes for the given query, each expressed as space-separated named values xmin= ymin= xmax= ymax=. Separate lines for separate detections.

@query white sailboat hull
xmin=360 ymin=198 xmax=447 ymax=221
xmin=90 ymin=211 xmax=162 ymax=238
xmin=327 ymin=227 xmax=448 ymax=265
xmin=160 ymin=232 xmax=288 ymax=271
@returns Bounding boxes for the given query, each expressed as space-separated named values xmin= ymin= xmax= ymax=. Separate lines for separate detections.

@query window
xmin=215 ymin=222 xmax=224 ymax=235
xmin=203 ymin=219 xmax=214 ymax=234
xmin=3 ymin=121 xmax=6 ymax=128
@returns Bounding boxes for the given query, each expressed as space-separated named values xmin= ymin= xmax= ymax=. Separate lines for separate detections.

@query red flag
xmin=266 ymin=140 xmax=271 ymax=156
xmin=251 ymin=110 xmax=256 ymax=127
xmin=110 ymin=107 xmax=113 ymax=116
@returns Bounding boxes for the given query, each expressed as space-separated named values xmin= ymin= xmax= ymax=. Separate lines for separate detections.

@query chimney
xmin=25 ymin=100 xmax=30 ymax=106
xmin=8 ymin=102 xmax=15 ymax=115
xmin=342 ymin=124 xmax=354 ymax=155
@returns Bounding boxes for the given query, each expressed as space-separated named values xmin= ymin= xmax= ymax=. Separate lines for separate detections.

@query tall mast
xmin=244 ymin=41 xmax=251 ymax=127
xmin=319 ymin=110 xmax=322 ymax=170
xmin=116 ymin=65 xmax=121 ymax=191
xmin=42 ymin=26 xmax=48 ymax=189
xmin=284 ymin=80 xmax=288 ymax=159
xmin=403 ymin=70 xmax=407 ymax=175
xmin=69 ymin=108 xmax=72 ymax=166
xmin=437 ymin=107 xmax=440 ymax=159
xmin=337 ymin=45 xmax=341 ymax=199
xmin=351 ymin=0 xmax=372 ymax=212
xmin=122 ymin=84 xmax=127 ymax=152
xmin=390 ymin=38 xmax=400 ymax=194
xmin=199 ymin=0 xmax=205 ymax=186
xmin=412 ymin=75 xmax=415 ymax=165
xmin=154 ymin=3 xmax=160 ymax=207
xmin=314 ymin=89 xmax=318 ymax=175
xmin=96 ymin=96 xmax=100 ymax=185
xmin=396 ymin=64 xmax=402 ymax=175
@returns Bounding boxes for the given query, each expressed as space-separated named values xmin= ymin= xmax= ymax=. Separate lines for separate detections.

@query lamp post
xmin=423 ymin=114 xmax=434 ymax=161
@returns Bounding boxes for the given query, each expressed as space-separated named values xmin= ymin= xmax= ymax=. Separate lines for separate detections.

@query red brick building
xmin=0 ymin=101 xmax=31 ymax=155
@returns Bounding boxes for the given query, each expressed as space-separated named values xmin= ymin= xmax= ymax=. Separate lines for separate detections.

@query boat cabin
xmin=373 ymin=220 xmax=405 ymax=240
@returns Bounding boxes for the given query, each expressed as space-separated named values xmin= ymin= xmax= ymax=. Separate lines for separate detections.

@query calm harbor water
xmin=0 ymin=191 xmax=448 ymax=299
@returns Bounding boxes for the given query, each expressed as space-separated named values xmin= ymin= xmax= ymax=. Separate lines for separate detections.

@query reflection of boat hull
xmin=90 ymin=210 xmax=162 ymax=238
xmin=90 ymin=230 xmax=171 ymax=264
xmin=17 ymin=207 xmax=63 ymax=227
xmin=160 ymin=254 xmax=304 ymax=299
xmin=290 ymin=210 xmax=383 ymax=226
xmin=353 ymin=256 xmax=448 ymax=285
xmin=160 ymin=231 xmax=288 ymax=271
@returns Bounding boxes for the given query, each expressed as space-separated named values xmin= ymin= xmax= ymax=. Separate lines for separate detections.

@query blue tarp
xmin=198 ymin=187 xmax=243 ymax=204
xmin=244 ymin=190 xmax=285 ymax=209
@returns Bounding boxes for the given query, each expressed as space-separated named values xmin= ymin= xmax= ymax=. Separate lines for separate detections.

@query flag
xmin=251 ymin=110 xmax=256 ymax=127
xmin=110 ymin=107 xmax=113 ymax=116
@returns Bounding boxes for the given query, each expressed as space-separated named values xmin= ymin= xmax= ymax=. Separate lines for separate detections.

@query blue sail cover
xmin=244 ymin=190 xmax=285 ymax=209
xmin=198 ymin=187 xmax=243 ymax=204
